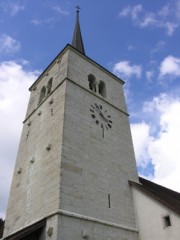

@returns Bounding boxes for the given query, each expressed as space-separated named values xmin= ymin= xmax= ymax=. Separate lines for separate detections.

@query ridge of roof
xmin=130 ymin=177 xmax=180 ymax=215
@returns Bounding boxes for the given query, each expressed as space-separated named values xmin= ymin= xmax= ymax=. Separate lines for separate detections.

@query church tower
xmin=3 ymin=10 xmax=139 ymax=240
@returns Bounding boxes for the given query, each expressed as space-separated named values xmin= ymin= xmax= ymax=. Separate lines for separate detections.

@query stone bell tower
xmin=3 ymin=10 xmax=139 ymax=240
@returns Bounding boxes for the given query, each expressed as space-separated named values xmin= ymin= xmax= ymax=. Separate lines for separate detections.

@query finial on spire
xmin=72 ymin=6 xmax=85 ymax=55
xmin=76 ymin=5 xmax=80 ymax=13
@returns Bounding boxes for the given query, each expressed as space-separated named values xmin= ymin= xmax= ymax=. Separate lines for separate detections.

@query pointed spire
xmin=72 ymin=7 xmax=85 ymax=55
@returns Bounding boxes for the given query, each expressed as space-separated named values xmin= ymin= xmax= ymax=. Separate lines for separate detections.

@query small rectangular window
xmin=163 ymin=215 xmax=171 ymax=227
xmin=108 ymin=194 xmax=111 ymax=208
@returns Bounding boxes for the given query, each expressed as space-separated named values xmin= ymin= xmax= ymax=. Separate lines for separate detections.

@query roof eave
xmin=129 ymin=180 xmax=180 ymax=215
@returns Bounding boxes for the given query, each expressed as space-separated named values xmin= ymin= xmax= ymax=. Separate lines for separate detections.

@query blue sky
xmin=1 ymin=0 xmax=180 ymax=218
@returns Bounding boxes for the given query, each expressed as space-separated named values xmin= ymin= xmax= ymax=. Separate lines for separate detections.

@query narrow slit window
xmin=108 ymin=194 xmax=111 ymax=208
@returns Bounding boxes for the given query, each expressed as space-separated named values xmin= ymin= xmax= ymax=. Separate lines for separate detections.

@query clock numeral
xmin=96 ymin=120 xmax=99 ymax=125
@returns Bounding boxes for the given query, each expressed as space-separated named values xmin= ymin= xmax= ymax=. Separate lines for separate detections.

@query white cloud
xmin=0 ymin=2 xmax=25 ymax=16
xmin=158 ymin=4 xmax=170 ymax=17
xmin=151 ymin=41 xmax=165 ymax=56
xmin=0 ymin=61 xmax=38 ymax=218
xmin=113 ymin=60 xmax=142 ymax=79
xmin=0 ymin=34 xmax=20 ymax=54
xmin=131 ymin=122 xmax=152 ymax=168
xmin=31 ymin=17 xmax=60 ymax=26
xmin=146 ymin=71 xmax=154 ymax=81
xmin=119 ymin=1 xmax=180 ymax=36
xmin=131 ymin=93 xmax=180 ymax=192
xmin=149 ymin=99 xmax=180 ymax=190
xmin=31 ymin=5 xmax=69 ymax=26
xmin=159 ymin=55 xmax=180 ymax=79
xmin=9 ymin=3 xmax=25 ymax=16
xmin=119 ymin=6 xmax=131 ymax=17
xmin=119 ymin=5 xmax=142 ymax=19
xmin=143 ymin=93 xmax=172 ymax=113
xmin=140 ymin=12 xmax=157 ymax=27
xmin=31 ymin=18 xmax=42 ymax=25
xmin=128 ymin=44 xmax=137 ymax=51
xmin=131 ymin=4 xmax=143 ymax=20
xmin=165 ymin=22 xmax=179 ymax=35
xmin=52 ymin=6 xmax=69 ymax=16
xmin=175 ymin=0 xmax=180 ymax=19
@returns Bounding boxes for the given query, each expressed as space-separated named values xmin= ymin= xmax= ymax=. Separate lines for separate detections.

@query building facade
xmin=3 ymin=11 xmax=139 ymax=240
xmin=131 ymin=177 xmax=180 ymax=240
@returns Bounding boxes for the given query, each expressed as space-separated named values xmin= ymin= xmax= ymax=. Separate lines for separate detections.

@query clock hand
xmin=94 ymin=104 xmax=108 ymax=122
xmin=95 ymin=105 xmax=101 ymax=114
xmin=99 ymin=112 xmax=108 ymax=122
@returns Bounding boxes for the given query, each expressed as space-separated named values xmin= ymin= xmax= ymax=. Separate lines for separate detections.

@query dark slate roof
xmin=130 ymin=177 xmax=180 ymax=215
xmin=72 ymin=9 xmax=85 ymax=55
xmin=0 ymin=218 xmax=4 ymax=238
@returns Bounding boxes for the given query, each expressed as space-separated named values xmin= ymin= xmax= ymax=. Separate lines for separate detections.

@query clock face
xmin=90 ymin=103 xmax=113 ymax=137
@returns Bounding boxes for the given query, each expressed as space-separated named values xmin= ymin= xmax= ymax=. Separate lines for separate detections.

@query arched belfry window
xmin=38 ymin=86 xmax=46 ymax=104
xmin=88 ymin=74 xmax=107 ymax=98
xmin=47 ymin=78 xmax=53 ymax=95
xmin=99 ymin=81 xmax=107 ymax=98
xmin=88 ymin=74 xmax=97 ymax=93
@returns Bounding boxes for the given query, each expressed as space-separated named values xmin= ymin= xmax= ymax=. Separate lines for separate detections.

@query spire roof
xmin=72 ymin=8 xmax=85 ymax=55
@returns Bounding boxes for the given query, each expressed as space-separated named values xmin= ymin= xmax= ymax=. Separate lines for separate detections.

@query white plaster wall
xmin=132 ymin=187 xmax=180 ymax=240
